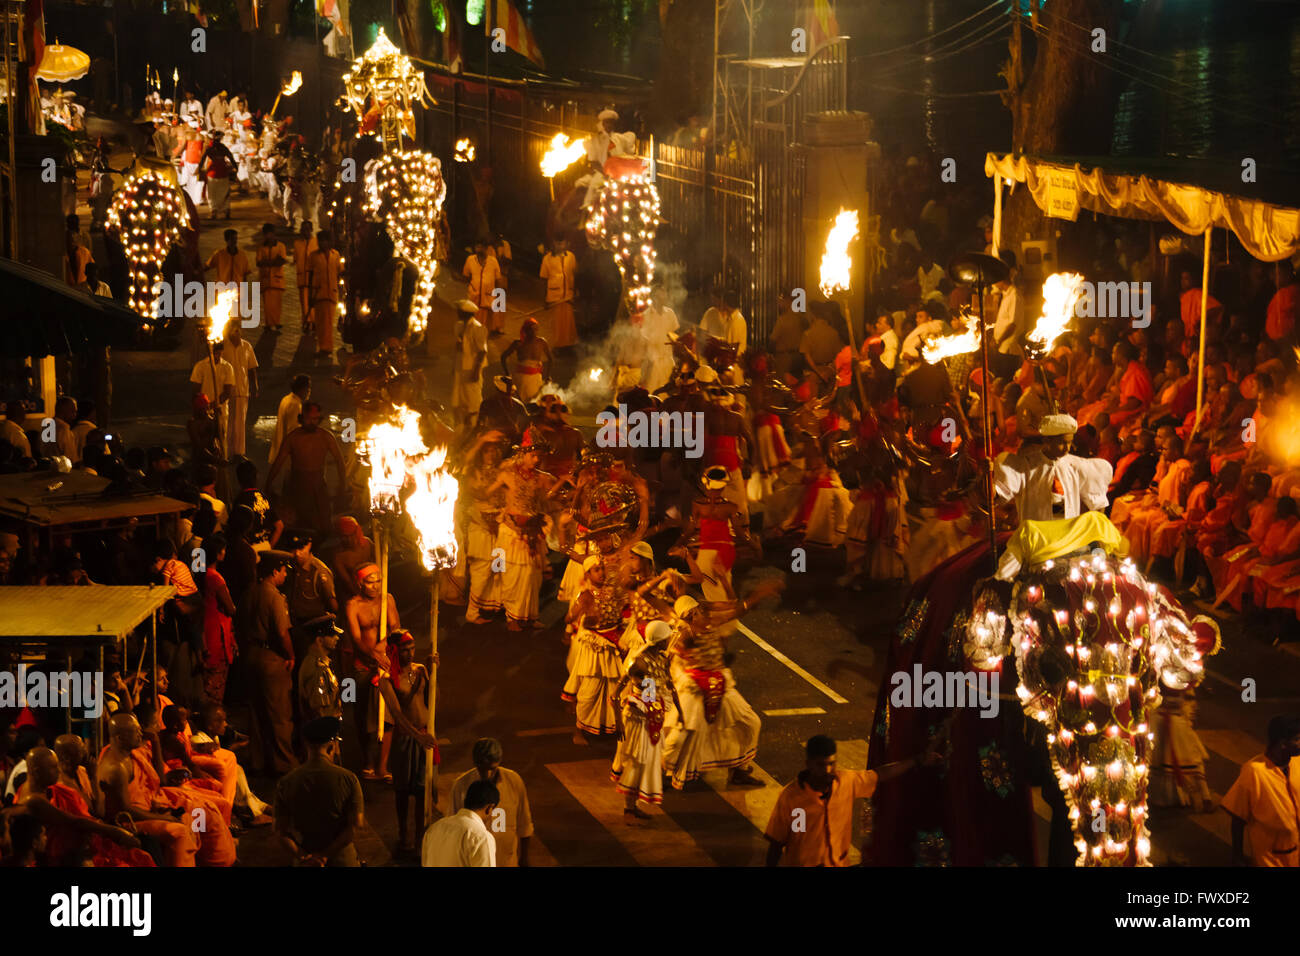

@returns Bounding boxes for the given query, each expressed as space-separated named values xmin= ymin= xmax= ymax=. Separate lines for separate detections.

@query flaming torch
xmin=269 ymin=70 xmax=302 ymax=119
xmin=454 ymin=137 xmax=476 ymax=163
xmin=540 ymin=132 xmax=585 ymax=200
xmin=205 ymin=289 xmax=237 ymax=461
xmin=818 ymin=209 xmax=867 ymax=407
xmin=406 ymin=445 xmax=459 ymax=826
xmin=1025 ymin=271 xmax=1086 ymax=359
xmin=1024 ymin=271 xmax=1086 ymax=411
xmin=358 ymin=406 xmax=426 ymax=738
xmin=920 ymin=320 xmax=980 ymax=365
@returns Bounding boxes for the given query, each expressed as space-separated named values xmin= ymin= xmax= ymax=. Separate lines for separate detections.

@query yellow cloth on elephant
xmin=996 ymin=512 xmax=1128 ymax=580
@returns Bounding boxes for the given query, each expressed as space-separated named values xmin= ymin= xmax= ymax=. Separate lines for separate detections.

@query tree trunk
xmin=655 ymin=0 xmax=715 ymax=127
xmin=1000 ymin=0 xmax=1127 ymax=248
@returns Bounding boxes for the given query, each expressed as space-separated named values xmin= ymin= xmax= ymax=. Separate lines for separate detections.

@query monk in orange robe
xmin=1215 ymin=496 xmax=1300 ymax=612
xmin=18 ymin=746 xmax=155 ymax=867
xmin=1148 ymin=462 xmax=1212 ymax=573
xmin=1247 ymin=514 xmax=1300 ymax=611
xmin=1209 ymin=474 xmax=1279 ymax=605
xmin=1123 ymin=441 xmax=1194 ymax=563
xmin=98 ymin=713 xmax=236 ymax=867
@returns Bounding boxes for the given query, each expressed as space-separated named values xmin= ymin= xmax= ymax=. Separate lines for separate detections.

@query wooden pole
xmin=424 ymin=576 xmax=439 ymax=826
xmin=976 ymin=278 xmax=997 ymax=566
xmin=838 ymin=297 xmax=868 ymax=410
xmin=150 ymin=609 xmax=158 ymax=715
xmin=1190 ymin=227 xmax=1212 ymax=439
xmin=376 ymin=518 xmax=387 ymax=739
xmin=991 ymin=173 xmax=1002 ymax=259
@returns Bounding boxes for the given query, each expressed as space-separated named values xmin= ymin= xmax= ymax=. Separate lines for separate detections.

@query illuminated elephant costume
xmin=868 ymin=513 xmax=1218 ymax=866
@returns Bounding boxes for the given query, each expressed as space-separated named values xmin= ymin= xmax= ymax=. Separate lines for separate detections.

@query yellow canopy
xmin=36 ymin=43 xmax=90 ymax=83
xmin=985 ymin=152 xmax=1300 ymax=263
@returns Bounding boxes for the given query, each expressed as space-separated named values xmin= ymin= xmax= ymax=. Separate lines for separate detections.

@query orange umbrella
xmin=36 ymin=42 xmax=90 ymax=83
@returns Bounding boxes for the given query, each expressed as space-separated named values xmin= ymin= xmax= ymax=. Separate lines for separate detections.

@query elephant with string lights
xmin=965 ymin=537 xmax=1220 ymax=866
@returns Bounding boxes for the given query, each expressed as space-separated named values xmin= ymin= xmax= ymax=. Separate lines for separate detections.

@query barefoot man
xmin=376 ymin=630 xmax=440 ymax=853
xmin=267 ymin=400 xmax=348 ymax=536
xmin=500 ymin=317 xmax=552 ymax=403
xmin=346 ymin=562 xmax=399 ymax=780
xmin=485 ymin=444 xmax=555 ymax=630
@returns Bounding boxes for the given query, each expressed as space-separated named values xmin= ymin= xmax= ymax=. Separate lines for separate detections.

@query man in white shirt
xmin=451 ymin=299 xmax=488 ymax=427
xmin=916 ymin=251 xmax=946 ymax=301
xmin=450 ymin=738 xmax=534 ymax=867
xmin=178 ymin=91 xmax=203 ymax=127
xmin=993 ymin=413 xmax=1112 ymax=525
xmin=71 ymin=400 xmax=98 ymax=462
xmin=40 ymin=396 xmax=80 ymax=463
xmin=222 ymin=320 xmax=259 ymax=457
xmin=422 ymin=779 xmax=498 ymax=867
xmin=270 ymin=374 xmax=310 ymax=468
xmin=190 ymin=341 xmax=236 ymax=443
xmin=871 ymin=312 xmax=900 ymax=371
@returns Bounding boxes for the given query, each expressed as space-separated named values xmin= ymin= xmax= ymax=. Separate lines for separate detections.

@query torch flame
xmin=207 ymin=289 xmax=237 ymax=345
xmin=408 ymin=446 xmax=460 ymax=572
xmin=587 ymin=367 xmax=602 ymax=382
xmin=360 ymin=405 xmax=426 ymax=514
xmin=454 ymin=137 xmax=476 ymax=163
xmin=1026 ymin=272 xmax=1086 ymax=358
xmin=541 ymin=133 xmax=585 ymax=178
xmin=818 ymin=209 xmax=859 ymax=298
xmin=921 ymin=324 xmax=981 ymax=364
xmin=282 ymin=71 xmax=303 ymax=96
xmin=359 ymin=407 xmax=460 ymax=569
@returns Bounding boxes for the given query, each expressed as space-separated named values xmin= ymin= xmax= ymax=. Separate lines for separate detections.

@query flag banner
xmin=486 ymin=0 xmax=545 ymax=68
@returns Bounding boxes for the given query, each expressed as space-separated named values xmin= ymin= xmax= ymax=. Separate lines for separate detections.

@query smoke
xmin=539 ymin=259 xmax=690 ymax=419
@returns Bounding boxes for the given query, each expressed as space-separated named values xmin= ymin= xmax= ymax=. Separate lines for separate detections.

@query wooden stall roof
xmin=0 ymin=471 xmax=189 ymax=528
xmin=0 ymin=586 xmax=176 ymax=641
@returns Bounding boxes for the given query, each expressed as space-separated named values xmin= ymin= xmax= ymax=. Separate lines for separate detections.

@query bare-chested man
xmin=702 ymin=386 xmax=754 ymax=523
xmin=267 ymin=400 xmax=348 ymax=536
xmin=332 ymin=515 xmax=374 ymax=599
xmin=376 ymin=630 xmax=440 ymax=853
xmin=346 ymin=561 xmax=400 ymax=778
xmin=97 ymin=712 xmax=235 ymax=866
xmin=19 ymin=746 xmax=148 ymax=866
xmin=500 ymin=317 xmax=552 ymax=403
xmin=486 ymin=445 xmax=555 ymax=630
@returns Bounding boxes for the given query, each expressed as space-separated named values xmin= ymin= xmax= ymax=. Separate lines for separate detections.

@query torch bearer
xmin=819 ymin=209 xmax=867 ymax=410
xmin=361 ymin=408 xmax=425 ymax=741
xmin=406 ymin=445 xmax=459 ymax=827
xmin=206 ymin=290 xmax=236 ymax=466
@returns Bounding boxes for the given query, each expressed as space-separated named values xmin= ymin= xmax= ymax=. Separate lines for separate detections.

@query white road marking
xmin=734 ymin=622 xmax=849 ymax=704
xmin=762 ymin=707 xmax=827 ymax=716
